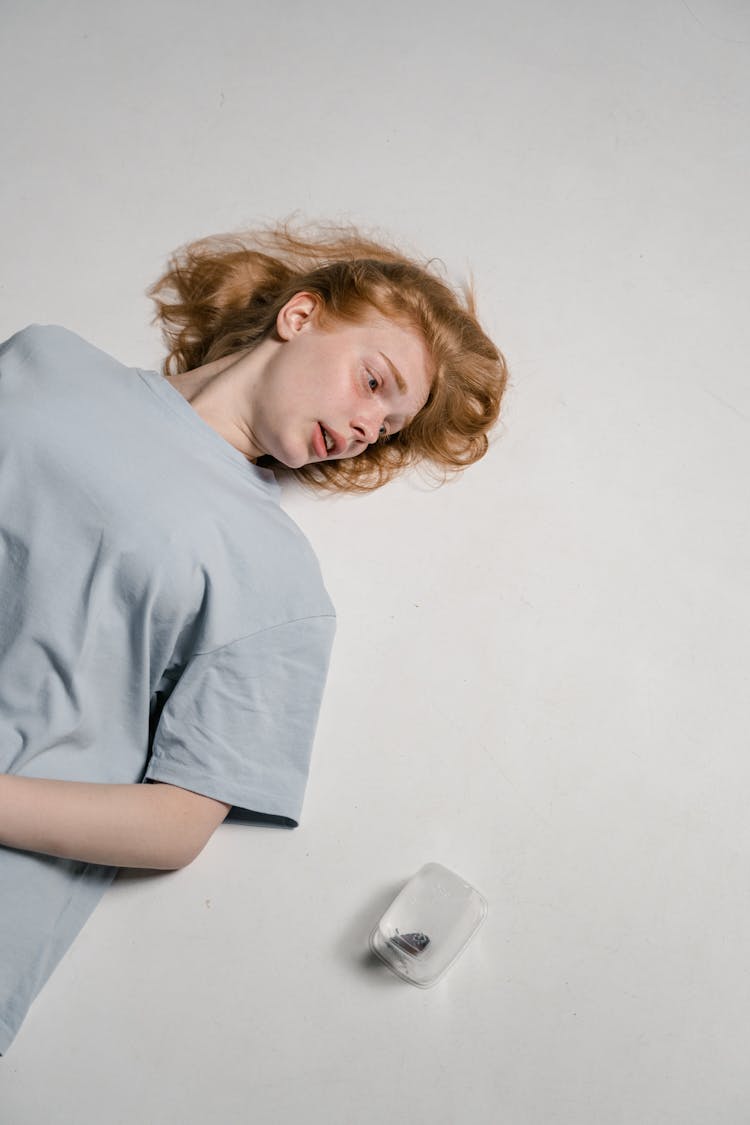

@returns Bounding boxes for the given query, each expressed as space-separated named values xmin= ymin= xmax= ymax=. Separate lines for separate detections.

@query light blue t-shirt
xmin=0 ymin=324 xmax=336 ymax=1055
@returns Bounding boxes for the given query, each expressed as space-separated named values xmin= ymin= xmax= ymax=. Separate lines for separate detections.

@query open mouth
xmin=319 ymin=423 xmax=335 ymax=454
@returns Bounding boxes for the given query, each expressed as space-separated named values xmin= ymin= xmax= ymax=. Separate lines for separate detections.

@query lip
xmin=312 ymin=422 xmax=328 ymax=459
xmin=314 ymin=421 xmax=345 ymax=459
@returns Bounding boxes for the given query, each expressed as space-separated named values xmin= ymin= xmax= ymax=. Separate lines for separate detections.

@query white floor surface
xmin=1 ymin=1 xmax=749 ymax=1121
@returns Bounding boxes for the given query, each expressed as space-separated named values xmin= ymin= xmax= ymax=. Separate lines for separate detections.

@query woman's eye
xmin=367 ymin=373 xmax=379 ymax=391
xmin=379 ymin=424 xmax=388 ymax=439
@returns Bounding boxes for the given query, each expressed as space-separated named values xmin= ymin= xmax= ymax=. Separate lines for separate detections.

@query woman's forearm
xmin=0 ymin=774 xmax=187 ymax=869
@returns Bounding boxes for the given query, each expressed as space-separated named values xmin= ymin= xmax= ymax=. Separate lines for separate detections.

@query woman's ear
xmin=276 ymin=291 xmax=320 ymax=340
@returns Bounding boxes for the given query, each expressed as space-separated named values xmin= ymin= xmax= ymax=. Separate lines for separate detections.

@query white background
xmin=1 ymin=1 xmax=749 ymax=1121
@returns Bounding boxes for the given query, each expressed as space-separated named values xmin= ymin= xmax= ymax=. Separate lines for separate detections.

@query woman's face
xmin=252 ymin=293 xmax=434 ymax=469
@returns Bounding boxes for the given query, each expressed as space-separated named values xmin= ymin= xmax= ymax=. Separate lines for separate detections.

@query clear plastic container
xmin=369 ymin=862 xmax=487 ymax=988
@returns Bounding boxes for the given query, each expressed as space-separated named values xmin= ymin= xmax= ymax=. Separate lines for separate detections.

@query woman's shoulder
xmin=3 ymin=322 xmax=74 ymax=344
xmin=0 ymin=325 xmax=78 ymax=389
xmin=0 ymin=323 xmax=96 ymax=363
xmin=0 ymin=325 xmax=135 ymax=394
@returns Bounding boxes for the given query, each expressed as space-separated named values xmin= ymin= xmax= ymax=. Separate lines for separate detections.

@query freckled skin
xmin=169 ymin=293 xmax=433 ymax=468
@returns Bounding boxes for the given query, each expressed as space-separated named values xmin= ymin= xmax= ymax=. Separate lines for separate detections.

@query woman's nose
xmin=351 ymin=412 xmax=382 ymax=445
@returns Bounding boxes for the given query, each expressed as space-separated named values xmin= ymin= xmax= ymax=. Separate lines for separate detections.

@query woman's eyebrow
xmin=378 ymin=351 xmax=408 ymax=394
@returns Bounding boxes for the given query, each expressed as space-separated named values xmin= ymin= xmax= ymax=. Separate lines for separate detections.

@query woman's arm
xmin=0 ymin=775 xmax=232 ymax=869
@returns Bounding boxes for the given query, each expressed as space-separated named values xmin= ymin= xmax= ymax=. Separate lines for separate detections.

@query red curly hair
xmin=146 ymin=219 xmax=509 ymax=493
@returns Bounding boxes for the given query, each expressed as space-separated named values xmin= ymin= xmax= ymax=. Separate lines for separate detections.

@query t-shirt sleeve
xmin=143 ymin=614 xmax=336 ymax=827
